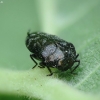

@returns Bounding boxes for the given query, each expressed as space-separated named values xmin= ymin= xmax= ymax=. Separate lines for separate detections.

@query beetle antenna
xmin=27 ymin=30 xmax=31 ymax=36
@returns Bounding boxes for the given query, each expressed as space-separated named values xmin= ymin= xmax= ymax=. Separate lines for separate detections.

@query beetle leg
xmin=38 ymin=66 xmax=45 ymax=68
xmin=38 ymin=62 xmax=45 ymax=68
xmin=75 ymin=54 xmax=79 ymax=59
xmin=70 ymin=59 xmax=80 ymax=73
xmin=46 ymin=66 xmax=53 ymax=76
xmin=30 ymin=54 xmax=38 ymax=69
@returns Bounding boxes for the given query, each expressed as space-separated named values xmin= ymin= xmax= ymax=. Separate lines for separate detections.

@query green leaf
xmin=0 ymin=0 xmax=100 ymax=100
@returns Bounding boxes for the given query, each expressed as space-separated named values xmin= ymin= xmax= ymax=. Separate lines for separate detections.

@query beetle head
xmin=25 ymin=31 xmax=35 ymax=52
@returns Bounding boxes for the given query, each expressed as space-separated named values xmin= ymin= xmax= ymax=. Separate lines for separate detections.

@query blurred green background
xmin=0 ymin=0 xmax=100 ymax=99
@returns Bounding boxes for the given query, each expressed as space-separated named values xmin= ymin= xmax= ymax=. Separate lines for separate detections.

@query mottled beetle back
xmin=25 ymin=32 xmax=80 ymax=76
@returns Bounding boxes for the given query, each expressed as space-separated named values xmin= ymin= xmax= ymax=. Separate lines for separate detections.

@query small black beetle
xmin=25 ymin=32 xmax=80 ymax=76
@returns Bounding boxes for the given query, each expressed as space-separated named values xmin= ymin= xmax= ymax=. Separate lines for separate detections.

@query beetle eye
xmin=26 ymin=38 xmax=33 ymax=48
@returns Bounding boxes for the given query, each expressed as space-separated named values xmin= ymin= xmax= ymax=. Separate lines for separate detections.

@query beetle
xmin=25 ymin=31 xmax=80 ymax=76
